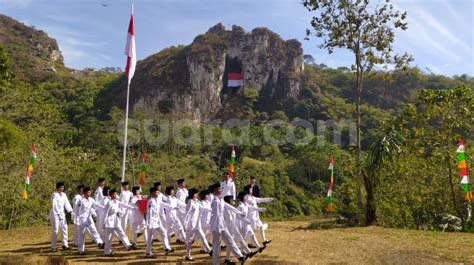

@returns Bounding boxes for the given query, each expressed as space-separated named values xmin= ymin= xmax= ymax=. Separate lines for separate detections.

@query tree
xmin=303 ymin=0 xmax=412 ymax=225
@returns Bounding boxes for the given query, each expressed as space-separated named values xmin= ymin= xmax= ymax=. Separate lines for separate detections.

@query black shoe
xmin=259 ymin=245 xmax=266 ymax=253
xmin=165 ymin=248 xmax=174 ymax=255
xmin=72 ymin=244 xmax=78 ymax=247
xmin=62 ymin=246 xmax=70 ymax=250
xmin=185 ymin=256 xmax=194 ymax=261
xmin=176 ymin=239 xmax=186 ymax=245
xmin=145 ymin=254 xmax=155 ymax=258
xmin=118 ymin=240 xmax=122 ymax=245
xmin=51 ymin=248 xmax=57 ymax=252
xmin=98 ymin=243 xmax=105 ymax=249
xmin=238 ymin=255 xmax=248 ymax=264
xmin=248 ymin=251 xmax=258 ymax=258
xmin=137 ymin=232 xmax=143 ymax=238
xmin=78 ymin=251 xmax=86 ymax=255
xmin=263 ymin=240 xmax=272 ymax=245
xmin=208 ymin=250 xmax=213 ymax=257
xmin=220 ymin=245 xmax=226 ymax=249
xmin=153 ymin=239 xmax=160 ymax=242
xmin=248 ymin=244 xmax=257 ymax=249
xmin=127 ymin=243 xmax=137 ymax=250
xmin=225 ymin=259 xmax=235 ymax=265
xmin=104 ymin=253 xmax=114 ymax=257
xmin=199 ymin=249 xmax=207 ymax=254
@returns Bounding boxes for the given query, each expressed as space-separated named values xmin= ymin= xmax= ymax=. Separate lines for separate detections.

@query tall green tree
xmin=303 ymin=0 xmax=412 ymax=225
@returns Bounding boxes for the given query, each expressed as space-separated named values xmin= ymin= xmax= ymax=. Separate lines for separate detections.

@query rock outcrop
xmin=105 ymin=23 xmax=304 ymax=122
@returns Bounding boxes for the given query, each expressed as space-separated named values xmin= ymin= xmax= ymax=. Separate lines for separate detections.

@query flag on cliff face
xmin=228 ymin=145 xmax=236 ymax=178
xmin=227 ymin=72 xmax=244 ymax=87
xmin=138 ymin=152 xmax=147 ymax=186
xmin=457 ymin=140 xmax=472 ymax=201
xmin=22 ymin=144 xmax=36 ymax=199
xmin=326 ymin=155 xmax=334 ymax=213
xmin=124 ymin=5 xmax=136 ymax=83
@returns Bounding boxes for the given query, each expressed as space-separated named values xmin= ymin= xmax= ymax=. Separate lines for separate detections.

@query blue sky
xmin=1 ymin=0 xmax=473 ymax=76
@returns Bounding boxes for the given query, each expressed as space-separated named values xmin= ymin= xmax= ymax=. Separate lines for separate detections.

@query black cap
xmin=121 ymin=181 xmax=129 ymax=186
xmin=237 ymin=192 xmax=246 ymax=202
xmin=149 ymin=187 xmax=158 ymax=193
xmin=223 ymin=195 xmax=233 ymax=203
xmin=177 ymin=179 xmax=185 ymax=185
xmin=102 ymin=187 xmax=110 ymax=196
xmin=83 ymin=187 xmax=91 ymax=192
xmin=153 ymin=181 xmax=161 ymax=187
xmin=211 ymin=182 xmax=221 ymax=193
xmin=132 ymin=186 xmax=140 ymax=195
xmin=77 ymin=184 xmax=85 ymax=190
xmin=98 ymin=177 xmax=105 ymax=182
xmin=109 ymin=189 xmax=117 ymax=194
xmin=250 ymin=176 xmax=256 ymax=180
xmin=199 ymin=190 xmax=210 ymax=200
xmin=187 ymin=188 xmax=199 ymax=200
xmin=56 ymin=182 xmax=64 ymax=189
xmin=165 ymin=186 xmax=174 ymax=195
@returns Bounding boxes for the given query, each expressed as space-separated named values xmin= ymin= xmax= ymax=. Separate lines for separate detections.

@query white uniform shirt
xmin=184 ymin=199 xmax=211 ymax=231
xmin=77 ymin=197 xmax=103 ymax=226
xmin=119 ymin=190 xmax=133 ymax=215
xmin=103 ymin=199 xmax=135 ymax=228
xmin=129 ymin=195 xmax=145 ymax=224
xmin=49 ymin=191 xmax=73 ymax=220
xmin=176 ymin=187 xmax=188 ymax=203
xmin=72 ymin=193 xmax=82 ymax=223
xmin=220 ymin=180 xmax=236 ymax=200
xmin=94 ymin=186 xmax=104 ymax=204
xmin=210 ymin=197 xmax=241 ymax=232
xmin=200 ymin=199 xmax=212 ymax=229
xmin=146 ymin=197 xmax=170 ymax=229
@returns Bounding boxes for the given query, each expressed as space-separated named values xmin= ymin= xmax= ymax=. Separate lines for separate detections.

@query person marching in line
xmin=145 ymin=187 xmax=174 ymax=258
xmin=119 ymin=181 xmax=133 ymax=233
xmin=175 ymin=178 xmax=188 ymax=228
xmin=243 ymin=186 xmax=273 ymax=245
xmin=236 ymin=192 xmax=266 ymax=253
xmin=102 ymin=189 xmax=137 ymax=256
xmin=183 ymin=188 xmax=213 ymax=261
xmin=209 ymin=183 xmax=248 ymax=265
xmin=94 ymin=178 xmax=106 ymax=238
xmin=50 ymin=182 xmax=73 ymax=252
xmin=164 ymin=186 xmax=187 ymax=244
xmin=220 ymin=173 xmax=236 ymax=200
xmin=129 ymin=186 xmax=147 ymax=247
xmin=199 ymin=190 xmax=213 ymax=253
xmin=72 ymin=184 xmax=85 ymax=247
xmin=151 ymin=181 xmax=167 ymax=243
xmin=76 ymin=187 xmax=104 ymax=255
xmin=223 ymin=195 xmax=257 ymax=262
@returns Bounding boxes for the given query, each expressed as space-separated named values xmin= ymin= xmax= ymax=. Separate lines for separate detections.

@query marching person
xmin=119 ymin=181 xmax=133 ymax=233
xmin=102 ymin=189 xmax=137 ymax=256
xmin=76 ymin=187 xmax=104 ymax=255
xmin=223 ymin=195 xmax=257 ymax=262
xmin=94 ymin=178 xmax=106 ymax=238
xmin=221 ymin=173 xmax=236 ymax=200
xmin=129 ymin=186 xmax=147 ymax=247
xmin=50 ymin=182 xmax=73 ymax=251
xmin=237 ymin=192 xmax=266 ymax=253
xmin=94 ymin=178 xmax=106 ymax=204
xmin=164 ymin=186 xmax=187 ymax=244
xmin=72 ymin=184 xmax=85 ymax=247
xmin=210 ymin=183 xmax=247 ymax=264
xmin=199 ymin=190 xmax=213 ymax=252
xmin=244 ymin=186 xmax=273 ymax=245
xmin=151 ymin=181 xmax=167 ymax=243
xmin=175 ymin=178 xmax=188 ymax=226
xmin=183 ymin=188 xmax=213 ymax=261
xmin=145 ymin=187 xmax=174 ymax=258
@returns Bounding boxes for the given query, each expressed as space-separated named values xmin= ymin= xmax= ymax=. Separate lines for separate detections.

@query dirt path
xmin=0 ymin=219 xmax=473 ymax=264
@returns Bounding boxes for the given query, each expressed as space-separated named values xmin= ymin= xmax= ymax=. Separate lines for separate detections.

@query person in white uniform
xmin=220 ymin=173 xmax=236 ymax=200
xmin=102 ymin=189 xmax=137 ymax=256
xmin=151 ymin=181 xmax=168 ymax=242
xmin=76 ymin=187 xmax=104 ymax=255
xmin=72 ymin=184 xmax=84 ymax=247
xmin=209 ymin=183 xmax=248 ymax=265
xmin=129 ymin=186 xmax=147 ymax=247
xmin=243 ymin=186 xmax=273 ymax=245
xmin=119 ymin=181 xmax=133 ymax=234
xmin=183 ymin=188 xmax=213 ymax=261
xmin=175 ymin=178 xmax=188 ymax=233
xmin=49 ymin=182 xmax=73 ymax=251
xmin=237 ymin=192 xmax=266 ymax=253
xmin=164 ymin=186 xmax=187 ymax=243
xmin=145 ymin=187 xmax=174 ymax=258
xmin=94 ymin=178 xmax=106 ymax=238
xmin=199 ymin=190 xmax=213 ymax=253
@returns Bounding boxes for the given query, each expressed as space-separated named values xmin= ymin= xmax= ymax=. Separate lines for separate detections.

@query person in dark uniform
xmin=244 ymin=176 xmax=260 ymax=197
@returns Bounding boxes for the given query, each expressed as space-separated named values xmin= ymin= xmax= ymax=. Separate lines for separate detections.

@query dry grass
xmin=0 ymin=219 xmax=473 ymax=264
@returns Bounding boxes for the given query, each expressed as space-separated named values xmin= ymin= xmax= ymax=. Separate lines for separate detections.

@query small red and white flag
xmin=227 ymin=72 xmax=244 ymax=87
xmin=124 ymin=5 xmax=136 ymax=83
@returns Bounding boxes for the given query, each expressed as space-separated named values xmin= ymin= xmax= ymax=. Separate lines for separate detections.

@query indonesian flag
xmin=124 ymin=5 xmax=136 ymax=83
xmin=228 ymin=72 xmax=243 ymax=87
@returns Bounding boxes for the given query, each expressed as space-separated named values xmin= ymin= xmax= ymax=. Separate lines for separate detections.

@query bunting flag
xmin=457 ymin=140 xmax=472 ymax=201
xmin=22 ymin=144 xmax=36 ymax=199
xmin=228 ymin=145 xmax=236 ymax=178
xmin=227 ymin=72 xmax=244 ymax=87
xmin=138 ymin=152 xmax=147 ymax=186
xmin=326 ymin=155 xmax=334 ymax=213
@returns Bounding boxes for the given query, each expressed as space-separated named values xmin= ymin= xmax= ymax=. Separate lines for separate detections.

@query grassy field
xmin=0 ymin=218 xmax=473 ymax=264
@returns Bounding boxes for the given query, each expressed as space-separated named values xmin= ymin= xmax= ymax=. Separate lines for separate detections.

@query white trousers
xmin=78 ymin=223 xmax=103 ymax=252
xmin=146 ymin=226 xmax=170 ymax=255
xmin=186 ymin=228 xmax=211 ymax=257
xmin=50 ymin=215 xmax=68 ymax=249
xmin=212 ymin=230 xmax=243 ymax=265
xmin=131 ymin=220 xmax=147 ymax=244
xmin=121 ymin=212 xmax=130 ymax=234
xmin=104 ymin=227 xmax=131 ymax=255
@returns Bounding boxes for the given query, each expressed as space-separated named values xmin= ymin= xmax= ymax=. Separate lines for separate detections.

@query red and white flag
xmin=124 ymin=5 xmax=136 ymax=83
xmin=227 ymin=72 xmax=244 ymax=87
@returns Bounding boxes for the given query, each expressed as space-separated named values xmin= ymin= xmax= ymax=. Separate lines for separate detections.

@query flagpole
xmin=121 ymin=81 xmax=131 ymax=183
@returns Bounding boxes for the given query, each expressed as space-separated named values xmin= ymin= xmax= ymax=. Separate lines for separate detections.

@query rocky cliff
xmin=104 ymin=23 xmax=304 ymax=121
xmin=0 ymin=14 xmax=65 ymax=83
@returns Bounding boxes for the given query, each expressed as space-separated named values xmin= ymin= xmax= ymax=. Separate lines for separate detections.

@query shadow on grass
xmin=291 ymin=216 xmax=359 ymax=231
